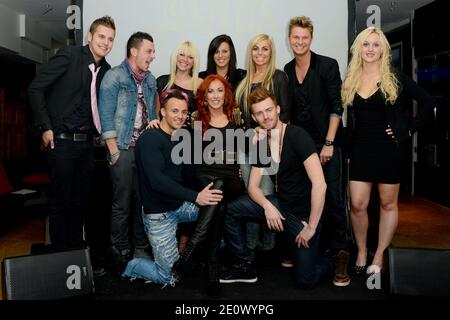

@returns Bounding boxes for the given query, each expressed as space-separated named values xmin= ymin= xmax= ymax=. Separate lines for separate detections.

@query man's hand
xmin=147 ymin=119 xmax=160 ymax=129
xmin=252 ymin=127 xmax=267 ymax=145
xmin=195 ymin=182 xmax=223 ymax=206
xmin=42 ymin=130 xmax=54 ymax=150
xmin=263 ymin=202 xmax=285 ymax=232
xmin=295 ymin=221 xmax=316 ymax=248
xmin=320 ymin=145 xmax=333 ymax=165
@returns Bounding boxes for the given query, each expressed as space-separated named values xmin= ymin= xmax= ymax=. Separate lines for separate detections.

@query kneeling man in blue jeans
xmin=122 ymin=89 xmax=223 ymax=285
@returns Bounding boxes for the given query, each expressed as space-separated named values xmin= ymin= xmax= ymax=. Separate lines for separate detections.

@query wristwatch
xmin=324 ymin=139 xmax=334 ymax=146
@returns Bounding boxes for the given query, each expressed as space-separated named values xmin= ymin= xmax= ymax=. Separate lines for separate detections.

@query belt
xmin=55 ymin=132 xmax=91 ymax=142
xmin=207 ymin=150 xmax=237 ymax=162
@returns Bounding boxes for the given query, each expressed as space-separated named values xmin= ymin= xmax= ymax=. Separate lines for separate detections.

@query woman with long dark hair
xmin=199 ymin=34 xmax=246 ymax=91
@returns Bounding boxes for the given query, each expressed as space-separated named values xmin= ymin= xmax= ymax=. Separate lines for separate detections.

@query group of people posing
xmin=28 ymin=15 xmax=433 ymax=298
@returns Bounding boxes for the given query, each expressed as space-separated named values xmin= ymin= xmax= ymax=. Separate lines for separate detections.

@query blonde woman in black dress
xmin=342 ymin=27 xmax=432 ymax=275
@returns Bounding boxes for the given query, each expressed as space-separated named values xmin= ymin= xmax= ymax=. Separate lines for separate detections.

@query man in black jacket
xmin=28 ymin=16 xmax=116 ymax=251
xmin=284 ymin=16 xmax=351 ymax=286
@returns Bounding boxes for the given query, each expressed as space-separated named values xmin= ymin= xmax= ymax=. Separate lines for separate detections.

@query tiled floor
xmin=0 ymin=196 xmax=449 ymax=300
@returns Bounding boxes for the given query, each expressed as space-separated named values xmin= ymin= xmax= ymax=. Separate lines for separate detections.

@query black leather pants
xmin=175 ymin=174 xmax=244 ymax=276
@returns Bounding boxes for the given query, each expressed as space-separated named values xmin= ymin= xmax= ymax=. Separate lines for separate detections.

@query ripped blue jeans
xmin=122 ymin=201 xmax=199 ymax=285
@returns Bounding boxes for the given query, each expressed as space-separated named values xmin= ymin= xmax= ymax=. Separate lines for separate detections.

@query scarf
xmin=127 ymin=59 xmax=147 ymax=84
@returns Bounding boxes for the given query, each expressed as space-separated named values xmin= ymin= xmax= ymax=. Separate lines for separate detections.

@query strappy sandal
xmin=353 ymin=264 xmax=367 ymax=276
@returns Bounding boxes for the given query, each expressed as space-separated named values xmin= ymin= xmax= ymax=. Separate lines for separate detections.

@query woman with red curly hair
xmin=172 ymin=74 xmax=245 ymax=298
xmin=195 ymin=74 xmax=238 ymax=133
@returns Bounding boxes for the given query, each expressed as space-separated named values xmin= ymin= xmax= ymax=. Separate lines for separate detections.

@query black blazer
xmin=284 ymin=51 xmax=343 ymax=144
xmin=346 ymin=70 xmax=433 ymax=148
xmin=28 ymin=45 xmax=111 ymax=133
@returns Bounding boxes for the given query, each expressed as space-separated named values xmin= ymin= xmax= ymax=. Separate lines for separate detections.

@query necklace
xmin=273 ymin=123 xmax=285 ymax=193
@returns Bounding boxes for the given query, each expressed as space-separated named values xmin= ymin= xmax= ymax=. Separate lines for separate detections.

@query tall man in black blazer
xmin=284 ymin=16 xmax=351 ymax=287
xmin=28 ymin=16 xmax=116 ymax=251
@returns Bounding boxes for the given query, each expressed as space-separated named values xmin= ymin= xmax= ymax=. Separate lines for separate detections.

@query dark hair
xmin=206 ymin=35 xmax=237 ymax=80
xmin=89 ymin=15 xmax=115 ymax=34
xmin=196 ymin=74 xmax=236 ymax=133
xmin=248 ymin=87 xmax=277 ymax=113
xmin=160 ymin=89 xmax=189 ymax=109
xmin=126 ymin=32 xmax=154 ymax=58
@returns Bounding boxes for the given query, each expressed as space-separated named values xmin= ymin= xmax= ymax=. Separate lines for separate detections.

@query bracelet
xmin=110 ymin=151 xmax=120 ymax=158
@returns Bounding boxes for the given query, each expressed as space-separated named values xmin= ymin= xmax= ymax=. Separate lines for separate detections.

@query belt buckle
xmin=73 ymin=133 xmax=86 ymax=142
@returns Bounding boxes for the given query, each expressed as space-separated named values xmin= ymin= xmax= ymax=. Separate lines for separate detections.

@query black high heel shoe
xmin=353 ymin=264 xmax=367 ymax=276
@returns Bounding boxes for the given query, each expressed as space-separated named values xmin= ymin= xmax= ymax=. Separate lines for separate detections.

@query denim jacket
xmin=99 ymin=59 xmax=157 ymax=149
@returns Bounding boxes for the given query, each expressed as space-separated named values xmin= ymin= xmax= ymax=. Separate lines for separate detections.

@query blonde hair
xmin=164 ymin=41 xmax=201 ymax=94
xmin=288 ymin=16 xmax=314 ymax=36
xmin=235 ymin=34 xmax=276 ymax=119
xmin=341 ymin=27 xmax=399 ymax=107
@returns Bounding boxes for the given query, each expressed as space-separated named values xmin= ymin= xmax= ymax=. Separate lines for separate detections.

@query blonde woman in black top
xmin=342 ymin=27 xmax=433 ymax=275
xmin=156 ymin=41 xmax=203 ymax=126
xmin=235 ymin=33 xmax=291 ymax=254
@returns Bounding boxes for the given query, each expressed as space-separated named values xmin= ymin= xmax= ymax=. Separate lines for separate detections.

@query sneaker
xmin=281 ymin=259 xmax=294 ymax=268
xmin=219 ymin=262 xmax=258 ymax=284
xmin=333 ymin=250 xmax=351 ymax=287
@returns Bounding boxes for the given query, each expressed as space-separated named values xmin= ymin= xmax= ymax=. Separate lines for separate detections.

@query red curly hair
xmin=195 ymin=74 xmax=237 ymax=133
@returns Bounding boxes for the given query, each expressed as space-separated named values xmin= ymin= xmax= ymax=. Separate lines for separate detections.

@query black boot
xmin=172 ymin=241 xmax=197 ymax=281
xmin=173 ymin=181 xmax=223 ymax=280
xmin=204 ymin=202 xmax=225 ymax=299
xmin=205 ymin=262 xmax=221 ymax=298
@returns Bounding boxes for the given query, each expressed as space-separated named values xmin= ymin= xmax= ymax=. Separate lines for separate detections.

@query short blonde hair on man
xmin=288 ymin=16 xmax=314 ymax=36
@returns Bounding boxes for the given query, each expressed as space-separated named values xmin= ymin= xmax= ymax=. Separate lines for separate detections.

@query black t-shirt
xmin=196 ymin=122 xmax=240 ymax=179
xmin=253 ymin=124 xmax=317 ymax=215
